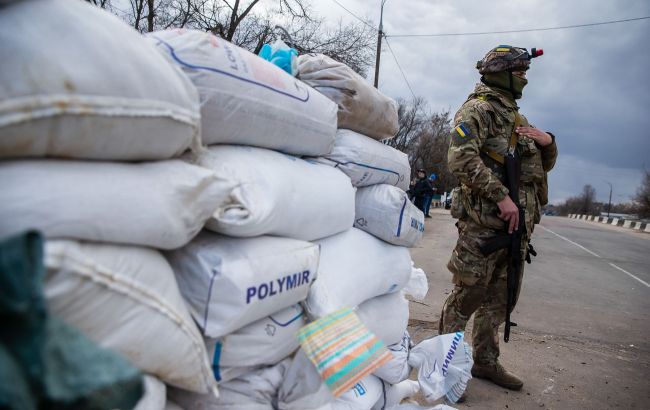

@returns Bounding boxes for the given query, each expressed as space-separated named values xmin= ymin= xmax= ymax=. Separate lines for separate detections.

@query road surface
xmin=406 ymin=210 xmax=650 ymax=409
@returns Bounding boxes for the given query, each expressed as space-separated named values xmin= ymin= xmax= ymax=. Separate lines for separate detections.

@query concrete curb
xmin=569 ymin=214 xmax=648 ymax=233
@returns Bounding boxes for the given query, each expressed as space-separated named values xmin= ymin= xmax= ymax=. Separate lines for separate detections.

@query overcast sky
xmin=310 ymin=0 xmax=650 ymax=204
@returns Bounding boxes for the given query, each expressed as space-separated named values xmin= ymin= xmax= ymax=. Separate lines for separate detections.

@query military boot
xmin=471 ymin=362 xmax=523 ymax=390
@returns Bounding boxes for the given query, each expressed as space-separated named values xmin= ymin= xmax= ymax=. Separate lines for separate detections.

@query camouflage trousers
xmin=438 ymin=217 xmax=528 ymax=365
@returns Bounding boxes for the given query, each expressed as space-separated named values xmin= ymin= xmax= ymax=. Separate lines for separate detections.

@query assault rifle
xmin=478 ymin=149 xmax=535 ymax=342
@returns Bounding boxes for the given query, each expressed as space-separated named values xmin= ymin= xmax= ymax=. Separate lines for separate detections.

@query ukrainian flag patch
xmin=455 ymin=124 xmax=469 ymax=137
xmin=452 ymin=122 xmax=474 ymax=145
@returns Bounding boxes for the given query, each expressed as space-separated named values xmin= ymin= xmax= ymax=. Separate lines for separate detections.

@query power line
xmin=387 ymin=16 xmax=650 ymax=38
xmin=330 ymin=0 xmax=376 ymax=30
xmin=383 ymin=36 xmax=416 ymax=100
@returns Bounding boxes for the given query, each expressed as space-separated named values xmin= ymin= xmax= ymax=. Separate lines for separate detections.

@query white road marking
xmin=609 ymin=263 xmax=650 ymax=288
xmin=539 ymin=224 xmax=649 ymax=289
xmin=538 ymin=225 xmax=601 ymax=257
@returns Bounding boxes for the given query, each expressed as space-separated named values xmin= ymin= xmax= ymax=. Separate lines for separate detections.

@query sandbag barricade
xmin=166 ymin=231 xmax=319 ymax=338
xmin=206 ymin=304 xmax=307 ymax=382
xmin=373 ymin=332 xmax=413 ymax=385
xmin=194 ymin=145 xmax=355 ymax=241
xmin=306 ymin=228 xmax=412 ymax=318
xmin=355 ymin=184 xmax=425 ymax=247
xmin=357 ymin=292 xmax=410 ymax=347
xmin=313 ymin=129 xmax=411 ymax=191
xmin=298 ymin=53 xmax=399 ymax=141
xmin=147 ymin=30 xmax=337 ymax=157
xmin=0 ymin=160 xmax=232 ymax=250
xmin=43 ymin=240 xmax=217 ymax=395
xmin=0 ymin=0 xmax=200 ymax=161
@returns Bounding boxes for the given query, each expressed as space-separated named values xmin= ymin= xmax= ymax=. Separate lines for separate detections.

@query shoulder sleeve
xmin=447 ymin=100 xmax=509 ymax=203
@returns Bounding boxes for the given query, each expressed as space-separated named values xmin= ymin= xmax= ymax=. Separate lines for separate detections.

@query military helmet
xmin=476 ymin=45 xmax=543 ymax=74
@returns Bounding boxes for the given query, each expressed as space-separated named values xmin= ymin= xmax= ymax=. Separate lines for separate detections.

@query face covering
xmin=483 ymin=71 xmax=528 ymax=99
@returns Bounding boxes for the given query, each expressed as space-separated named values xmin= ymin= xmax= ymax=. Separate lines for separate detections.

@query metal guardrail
xmin=567 ymin=214 xmax=649 ymax=232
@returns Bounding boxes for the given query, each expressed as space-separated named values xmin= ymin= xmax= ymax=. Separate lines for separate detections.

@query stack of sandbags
xmin=144 ymin=28 xmax=360 ymax=407
xmin=298 ymin=54 xmax=423 ymax=247
xmin=0 ymin=0 xmax=229 ymax=401
xmin=296 ymin=55 xmax=432 ymax=408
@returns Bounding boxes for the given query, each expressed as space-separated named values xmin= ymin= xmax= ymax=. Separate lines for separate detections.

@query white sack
xmin=374 ymin=332 xmax=413 ymax=385
xmin=0 ymin=160 xmax=232 ymax=250
xmin=196 ymin=145 xmax=355 ymax=240
xmin=408 ymin=333 xmax=473 ymax=404
xmin=0 ymin=0 xmax=200 ymax=161
xmin=171 ymin=351 xmax=333 ymax=410
xmin=306 ymin=228 xmax=412 ymax=318
xmin=355 ymin=184 xmax=424 ymax=247
xmin=43 ymin=240 xmax=217 ymax=395
xmin=148 ymin=30 xmax=337 ymax=156
xmin=357 ymin=292 xmax=410 ymax=347
xmin=207 ymin=304 xmax=307 ymax=382
xmin=164 ymin=399 xmax=185 ymax=410
xmin=298 ymin=54 xmax=399 ymax=141
xmin=134 ymin=376 xmax=167 ymax=410
xmin=372 ymin=380 xmax=420 ymax=410
xmin=314 ymin=130 xmax=411 ymax=191
xmin=168 ymin=360 xmax=284 ymax=410
xmin=403 ymin=263 xmax=429 ymax=302
xmin=278 ymin=349 xmax=334 ymax=410
xmin=166 ymin=232 xmax=319 ymax=338
xmin=332 ymin=375 xmax=383 ymax=410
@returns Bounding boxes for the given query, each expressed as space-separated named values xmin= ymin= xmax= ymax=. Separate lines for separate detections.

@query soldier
xmin=439 ymin=45 xmax=558 ymax=393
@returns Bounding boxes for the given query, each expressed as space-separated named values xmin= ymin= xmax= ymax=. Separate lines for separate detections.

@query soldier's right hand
xmin=497 ymin=196 xmax=519 ymax=233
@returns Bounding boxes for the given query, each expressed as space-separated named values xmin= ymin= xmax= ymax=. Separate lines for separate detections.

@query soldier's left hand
xmin=516 ymin=126 xmax=553 ymax=146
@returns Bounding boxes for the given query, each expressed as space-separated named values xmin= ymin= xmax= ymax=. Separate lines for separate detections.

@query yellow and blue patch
xmin=452 ymin=122 xmax=474 ymax=145
xmin=495 ymin=45 xmax=512 ymax=52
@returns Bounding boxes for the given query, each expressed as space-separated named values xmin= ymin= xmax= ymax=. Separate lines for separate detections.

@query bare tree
xmin=386 ymin=97 xmax=429 ymax=154
xmin=634 ymin=170 xmax=650 ymax=219
xmin=385 ymin=96 xmax=456 ymax=193
xmin=88 ymin=0 xmax=375 ymax=74
xmin=580 ymin=184 xmax=597 ymax=215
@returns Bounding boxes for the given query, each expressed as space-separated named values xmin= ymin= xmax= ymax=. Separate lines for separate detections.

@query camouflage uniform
xmin=439 ymin=70 xmax=558 ymax=365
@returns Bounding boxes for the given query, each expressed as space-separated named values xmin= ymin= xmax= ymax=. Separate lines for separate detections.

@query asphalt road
xmin=407 ymin=211 xmax=650 ymax=409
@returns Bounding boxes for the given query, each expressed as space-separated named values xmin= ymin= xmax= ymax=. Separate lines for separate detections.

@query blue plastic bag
xmin=258 ymin=40 xmax=298 ymax=76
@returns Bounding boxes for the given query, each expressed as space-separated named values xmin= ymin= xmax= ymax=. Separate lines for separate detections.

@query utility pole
xmin=604 ymin=180 xmax=613 ymax=218
xmin=373 ymin=0 xmax=387 ymax=88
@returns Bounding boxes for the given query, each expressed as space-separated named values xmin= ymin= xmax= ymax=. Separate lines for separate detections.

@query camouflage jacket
xmin=448 ymin=83 xmax=558 ymax=233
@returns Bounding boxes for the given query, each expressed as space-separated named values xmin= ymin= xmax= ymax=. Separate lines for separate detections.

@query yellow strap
xmin=481 ymin=112 xmax=521 ymax=165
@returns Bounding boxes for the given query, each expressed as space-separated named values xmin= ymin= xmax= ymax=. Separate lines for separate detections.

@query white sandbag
xmin=0 ymin=160 xmax=232 ymax=250
xmin=196 ymin=145 xmax=355 ymax=241
xmin=332 ymin=375 xmax=383 ymax=410
xmin=207 ymin=304 xmax=307 ymax=382
xmin=0 ymin=0 xmax=200 ymax=161
xmin=357 ymin=292 xmax=409 ymax=347
xmin=134 ymin=376 xmax=167 ymax=410
xmin=306 ymin=228 xmax=412 ymax=318
xmin=355 ymin=184 xmax=424 ymax=247
xmin=164 ymin=399 xmax=185 ymax=410
xmin=148 ymin=30 xmax=337 ymax=156
xmin=43 ymin=240 xmax=217 ymax=395
xmin=408 ymin=333 xmax=473 ymax=404
xmin=314 ymin=130 xmax=411 ymax=191
xmin=403 ymin=263 xmax=429 ymax=302
xmin=278 ymin=349 xmax=334 ymax=410
xmin=298 ymin=54 xmax=398 ymax=141
xmin=168 ymin=361 xmax=283 ymax=410
xmin=166 ymin=232 xmax=319 ymax=338
xmin=374 ymin=332 xmax=412 ymax=385
xmin=371 ymin=380 xmax=420 ymax=410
